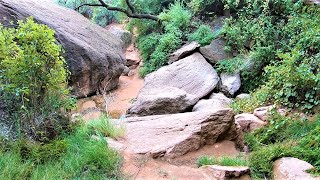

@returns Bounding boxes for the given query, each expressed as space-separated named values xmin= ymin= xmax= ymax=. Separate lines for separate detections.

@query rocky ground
xmin=74 ymin=24 xmax=317 ymax=180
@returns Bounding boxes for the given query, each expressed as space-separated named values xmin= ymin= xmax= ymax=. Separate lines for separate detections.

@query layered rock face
xmin=0 ymin=0 xmax=125 ymax=97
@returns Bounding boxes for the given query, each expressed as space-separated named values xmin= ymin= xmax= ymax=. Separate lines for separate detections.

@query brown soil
xmin=122 ymin=140 xmax=244 ymax=179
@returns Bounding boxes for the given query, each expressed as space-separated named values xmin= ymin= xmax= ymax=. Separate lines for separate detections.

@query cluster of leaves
xmin=197 ymin=155 xmax=248 ymax=167
xmin=0 ymin=18 xmax=75 ymax=140
xmin=221 ymin=1 xmax=319 ymax=112
xmin=245 ymin=111 xmax=320 ymax=178
xmin=137 ymin=2 xmax=191 ymax=77
xmin=55 ymin=0 xmax=122 ymax=27
xmin=0 ymin=116 xmax=123 ymax=179
xmin=187 ymin=24 xmax=215 ymax=46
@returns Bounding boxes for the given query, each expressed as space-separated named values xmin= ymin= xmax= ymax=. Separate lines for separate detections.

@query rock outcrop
xmin=235 ymin=113 xmax=266 ymax=132
xmin=123 ymin=109 xmax=236 ymax=158
xmin=199 ymin=38 xmax=233 ymax=64
xmin=127 ymin=53 xmax=219 ymax=116
xmin=108 ymin=26 xmax=132 ymax=50
xmin=193 ymin=93 xmax=232 ymax=112
xmin=0 ymin=0 xmax=125 ymax=97
xmin=168 ymin=41 xmax=200 ymax=64
xmin=273 ymin=157 xmax=320 ymax=180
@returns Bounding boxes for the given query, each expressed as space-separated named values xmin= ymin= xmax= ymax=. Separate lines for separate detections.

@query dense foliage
xmin=0 ymin=18 xmax=75 ymax=140
xmin=222 ymin=1 xmax=319 ymax=113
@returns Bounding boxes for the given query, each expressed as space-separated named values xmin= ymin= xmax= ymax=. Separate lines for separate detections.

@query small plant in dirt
xmin=86 ymin=114 xmax=125 ymax=139
xmin=197 ymin=155 xmax=248 ymax=167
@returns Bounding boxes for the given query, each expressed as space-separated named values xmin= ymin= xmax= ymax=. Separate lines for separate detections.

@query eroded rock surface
xmin=199 ymin=38 xmax=233 ymax=64
xmin=123 ymin=109 xmax=236 ymax=159
xmin=127 ymin=53 xmax=219 ymax=116
xmin=168 ymin=41 xmax=200 ymax=64
xmin=273 ymin=157 xmax=320 ymax=180
xmin=0 ymin=0 xmax=125 ymax=97
xmin=193 ymin=93 xmax=232 ymax=112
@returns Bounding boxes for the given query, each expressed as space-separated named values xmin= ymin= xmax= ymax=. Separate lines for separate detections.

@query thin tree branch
xmin=76 ymin=0 xmax=159 ymax=21
xmin=125 ymin=0 xmax=135 ymax=13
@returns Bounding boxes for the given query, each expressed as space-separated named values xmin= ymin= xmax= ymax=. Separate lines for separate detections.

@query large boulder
xmin=127 ymin=53 xmax=220 ymax=116
xmin=123 ymin=109 xmax=236 ymax=158
xmin=168 ymin=41 xmax=200 ymax=64
xmin=108 ymin=26 xmax=133 ymax=50
xmin=0 ymin=0 xmax=125 ymax=97
xmin=220 ymin=73 xmax=241 ymax=97
xmin=193 ymin=93 xmax=232 ymax=112
xmin=273 ymin=157 xmax=320 ymax=180
xmin=199 ymin=38 xmax=233 ymax=64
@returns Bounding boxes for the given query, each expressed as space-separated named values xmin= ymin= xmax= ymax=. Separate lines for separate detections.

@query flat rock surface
xmin=235 ymin=113 xmax=266 ymax=132
xmin=123 ymin=109 xmax=235 ymax=159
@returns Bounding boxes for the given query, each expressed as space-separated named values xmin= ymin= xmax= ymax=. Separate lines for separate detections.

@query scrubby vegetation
xmin=0 ymin=117 xmax=123 ymax=179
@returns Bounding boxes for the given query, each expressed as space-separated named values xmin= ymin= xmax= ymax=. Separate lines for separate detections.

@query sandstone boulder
xmin=108 ymin=26 xmax=132 ymax=50
xmin=0 ymin=0 xmax=125 ymax=97
xmin=127 ymin=53 xmax=219 ymax=116
xmin=168 ymin=41 xmax=200 ymax=64
xmin=199 ymin=38 xmax=233 ymax=64
xmin=220 ymin=73 xmax=241 ymax=96
xmin=235 ymin=113 xmax=266 ymax=132
xmin=201 ymin=165 xmax=250 ymax=179
xmin=273 ymin=157 xmax=320 ymax=180
xmin=193 ymin=93 xmax=232 ymax=112
xmin=123 ymin=109 xmax=236 ymax=158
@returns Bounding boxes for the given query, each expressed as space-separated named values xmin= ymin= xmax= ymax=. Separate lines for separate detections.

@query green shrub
xmin=187 ymin=24 xmax=215 ymax=46
xmin=222 ymin=2 xmax=319 ymax=112
xmin=137 ymin=1 xmax=191 ymax=77
xmin=0 ymin=18 xmax=75 ymax=140
xmin=249 ymin=143 xmax=297 ymax=178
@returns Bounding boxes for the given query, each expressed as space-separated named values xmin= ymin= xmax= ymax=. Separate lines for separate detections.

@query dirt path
xmin=104 ymin=24 xmax=144 ymax=118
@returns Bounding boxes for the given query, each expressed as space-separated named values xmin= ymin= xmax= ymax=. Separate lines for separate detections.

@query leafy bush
xmin=221 ymin=2 xmax=319 ymax=112
xmin=138 ymin=2 xmax=191 ymax=77
xmin=0 ymin=18 xmax=75 ymax=140
xmin=197 ymin=155 xmax=248 ymax=167
xmin=187 ymin=24 xmax=215 ymax=46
